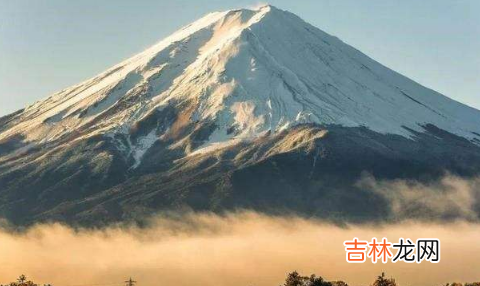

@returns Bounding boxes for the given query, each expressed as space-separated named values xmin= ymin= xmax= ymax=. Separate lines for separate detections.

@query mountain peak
xmin=229 ymin=3 xmax=278 ymax=12
xmin=2 ymin=5 xmax=480 ymax=156
xmin=251 ymin=4 xmax=278 ymax=11
xmin=3 ymin=5 xmax=480 ymax=226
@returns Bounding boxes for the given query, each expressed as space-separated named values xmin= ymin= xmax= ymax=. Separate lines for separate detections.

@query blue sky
xmin=0 ymin=0 xmax=478 ymax=116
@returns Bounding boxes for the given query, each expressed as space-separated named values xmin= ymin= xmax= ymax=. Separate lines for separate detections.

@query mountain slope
xmin=1 ymin=5 xmax=480 ymax=225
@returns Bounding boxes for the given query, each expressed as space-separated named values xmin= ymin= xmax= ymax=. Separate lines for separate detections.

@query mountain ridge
xmin=2 ymin=5 xmax=480 ymax=151
xmin=1 ymin=5 xmax=480 ymax=226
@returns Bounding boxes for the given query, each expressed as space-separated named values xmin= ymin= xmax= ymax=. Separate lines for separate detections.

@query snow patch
xmin=130 ymin=130 xmax=158 ymax=169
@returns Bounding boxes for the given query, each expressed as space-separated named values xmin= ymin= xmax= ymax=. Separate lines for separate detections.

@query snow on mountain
xmin=2 ymin=5 xmax=480 ymax=164
xmin=4 ymin=5 xmax=480 ymax=226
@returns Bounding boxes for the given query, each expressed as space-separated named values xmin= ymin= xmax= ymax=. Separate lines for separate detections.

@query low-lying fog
xmin=0 ymin=211 xmax=479 ymax=286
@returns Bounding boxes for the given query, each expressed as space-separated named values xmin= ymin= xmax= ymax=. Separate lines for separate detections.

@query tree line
xmin=0 ymin=275 xmax=51 ymax=286
xmin=1 ymin=273 xmax=479 ymax=286
xmin=279 ymin=271 xmax=480 ymax=286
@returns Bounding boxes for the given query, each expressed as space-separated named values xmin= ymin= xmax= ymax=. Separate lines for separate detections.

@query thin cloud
xmin=0 ymin=212 xmax=479 ymax=286
xmin=357 ymin=174 xmax=480 ymax=222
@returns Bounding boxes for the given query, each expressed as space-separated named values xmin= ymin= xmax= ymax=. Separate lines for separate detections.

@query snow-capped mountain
xmin=1 ymin=5 xmax=480 ymax=225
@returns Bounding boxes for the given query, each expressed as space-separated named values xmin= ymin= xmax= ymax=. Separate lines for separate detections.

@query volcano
xmin=1 ymin=5 xmax=480 ymax=225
